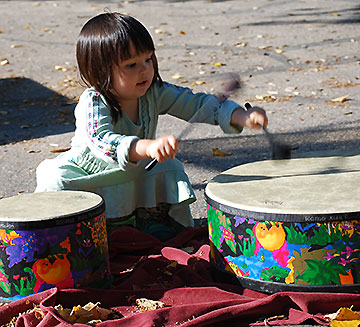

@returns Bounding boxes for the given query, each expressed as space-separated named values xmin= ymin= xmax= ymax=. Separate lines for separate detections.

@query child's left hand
xmin=230 ymin=106 xmax=268 ymax=130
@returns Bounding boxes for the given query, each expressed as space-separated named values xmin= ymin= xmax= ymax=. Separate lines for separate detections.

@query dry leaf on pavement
xmin=212 ymin=148 xmax=231 ymax=157
xmin=331 ymin=95 xmax=350 ymax=103
xmin=171 ymin=73 xmax=183 ymax=79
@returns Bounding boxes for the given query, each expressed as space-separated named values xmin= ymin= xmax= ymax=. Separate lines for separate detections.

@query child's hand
xmin=231 ymin=106 xmax=268 ymax=130
xmin=147 ymin=135 xmax=178 ymax=162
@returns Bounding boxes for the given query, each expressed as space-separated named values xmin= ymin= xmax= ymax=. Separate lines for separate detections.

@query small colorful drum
xmin=0 ymin=191 xmax=111 ymax=302
xmin=205 ymin=151 xmax=360 ymax=293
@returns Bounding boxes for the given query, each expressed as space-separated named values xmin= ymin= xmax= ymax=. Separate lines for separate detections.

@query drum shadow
xmin=0 ymin=77 xmax=76 ymax=145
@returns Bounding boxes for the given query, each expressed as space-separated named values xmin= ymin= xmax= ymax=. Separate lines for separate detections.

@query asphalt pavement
xmin=1 ymin=0 xmax=360 ymax=221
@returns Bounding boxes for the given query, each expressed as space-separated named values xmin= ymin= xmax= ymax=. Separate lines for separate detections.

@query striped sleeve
xmin=83 ymin=90 xmax=138 ymax=169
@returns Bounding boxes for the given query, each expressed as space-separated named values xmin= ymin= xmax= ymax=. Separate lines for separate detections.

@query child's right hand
xmin=147 ymin=135 xmax=178 ymax=162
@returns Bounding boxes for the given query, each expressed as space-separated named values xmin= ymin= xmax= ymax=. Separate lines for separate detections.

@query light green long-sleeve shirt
xmin=36 ymin=81 xmax=244 ymax=226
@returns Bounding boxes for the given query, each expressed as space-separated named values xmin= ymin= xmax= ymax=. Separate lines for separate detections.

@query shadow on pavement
xmin=247 ymin=4 xmax=360 ymax=26
xmin=178 ymin=123 xmax=360 ymax=190
xmin=0 ymin=77 xmax=75 ymax=146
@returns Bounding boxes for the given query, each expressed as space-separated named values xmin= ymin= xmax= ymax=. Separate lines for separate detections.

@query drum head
xmin=206 ymin=152 xmax=360 ymax=221
xmin=0 ymin=191 xmax=105 ymax=229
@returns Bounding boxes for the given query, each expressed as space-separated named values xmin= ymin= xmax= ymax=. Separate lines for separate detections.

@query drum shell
xmin=206 ymin=202 xmax=360 ymax=293
xmin=0 ymin=191 xmax=111 ymax=302
xmin=205 ymin=154 xmax=360 ymax=294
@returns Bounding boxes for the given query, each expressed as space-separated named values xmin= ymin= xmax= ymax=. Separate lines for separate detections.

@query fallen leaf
xmin=24 ymin=25 xmax=30 ymax=29
xmin=331 ymin=321 xmax=360 ymax=327
xmin=0 ymin=29 xmax=3 ymax=33
xmin=326 ymin=307 xmax=360 ymax=321
xmin=171 ymin=73 xmax=183 ymax=79
xmin=259 ymin=45 xmax=273 ymax=50
xmin=234 ymin=41 xmax=248 ymax=47
xmin=325 ymin=307 xmax=360 ymax=327
xmin=331 ymin=95 xmax=350 ymax=103
xmin=55 ymin=302 xmax=113 ymax=325
xmin=55 ymin=65 xmax=68 ymax=72
xmin=212 ymin=148 xmax=231 ymax=157
xmin=50 ymin=147 xmax=71 ymax=153
xmin=179 ymin=30 xmax=186 ymax=35
xmin=135 ymin=298 xmax=166 ymax=312
xmin=213 ymin=62 xmax=225 ymax=67
xmin=40 ymin=27 xmax=54 ymax=33
xmin=155 ymin=28 xmax=165 ymax=34
xmin=1 ymin=58 xmax=9 ymax=66
xmin=255 ymin=94 xmax=277 ymax=102
xmin=326 ymin=80 xmax=360 ymax=88
xmin=309 ymin=66 xmax=329 ymax=72
xmin=195 ymin=80 xmax=206 ymax=85
xmin=11 ymin=44 xmax=23 ymax=48
xmin=275 ymin=48 xmax=284 ymax=54
xmin=4 ymin=303 xmax=44 ymax=326
xmin=289 ymin=67 xmax=302 ymax=72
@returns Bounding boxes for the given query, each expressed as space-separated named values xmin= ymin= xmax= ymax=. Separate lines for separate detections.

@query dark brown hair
xmin=76 ymin=12 xmax=162 ymax=122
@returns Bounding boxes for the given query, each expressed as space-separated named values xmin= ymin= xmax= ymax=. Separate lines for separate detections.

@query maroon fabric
xmin=1 ymin=226 xmax=359 ymax=326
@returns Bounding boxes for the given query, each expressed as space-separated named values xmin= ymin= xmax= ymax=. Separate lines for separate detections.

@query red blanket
xmin=1 ymin=226 xmax=359 ymax=326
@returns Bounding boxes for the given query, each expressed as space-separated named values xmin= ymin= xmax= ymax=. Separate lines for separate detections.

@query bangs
xmin=113 ymin=13 xmax=155 ymax=62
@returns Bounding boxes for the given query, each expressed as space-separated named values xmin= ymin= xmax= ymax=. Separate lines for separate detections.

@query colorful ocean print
xmin=207 ymin=205 xmax=360 ymax=286
xmin=0 ymin=213 xmax=111 ymax=300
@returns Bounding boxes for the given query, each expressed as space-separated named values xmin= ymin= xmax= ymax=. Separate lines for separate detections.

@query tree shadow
xmin=0 ymin=77 xmax=76 ymax=146
xmin=246 ymin=4 xmax=360 ymax=26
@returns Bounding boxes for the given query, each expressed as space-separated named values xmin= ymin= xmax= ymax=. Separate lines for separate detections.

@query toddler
xmin=36 ymin=12 xmax=268 ymax=241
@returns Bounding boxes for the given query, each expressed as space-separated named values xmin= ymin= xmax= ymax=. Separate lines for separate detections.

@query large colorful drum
xmin=0 ymin=191 xmax=111 ymax=302
xmin=205 ymin=150 xmax=360 ymax=293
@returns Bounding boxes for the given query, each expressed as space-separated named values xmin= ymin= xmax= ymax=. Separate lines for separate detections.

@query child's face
xmin=112 ymin=43 xmax=155 ymax=104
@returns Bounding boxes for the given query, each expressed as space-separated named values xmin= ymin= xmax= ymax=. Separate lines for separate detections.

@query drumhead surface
xmin=0 ymin=191 xmax=104 ymax=228
xmin=205 ymin=152 xmax=360 ymax=221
